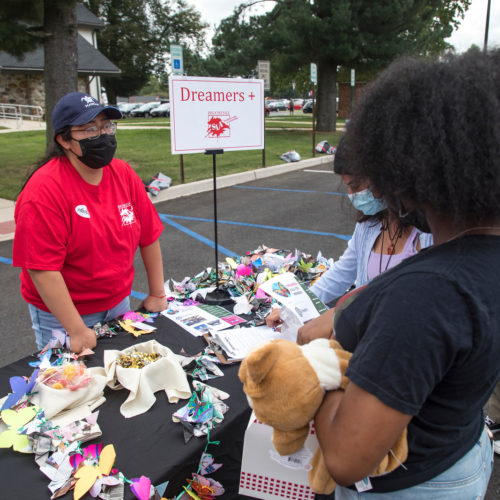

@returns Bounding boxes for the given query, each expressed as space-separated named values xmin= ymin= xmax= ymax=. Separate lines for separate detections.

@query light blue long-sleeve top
xmin=309 ymin=220 xmax=434 ymax=304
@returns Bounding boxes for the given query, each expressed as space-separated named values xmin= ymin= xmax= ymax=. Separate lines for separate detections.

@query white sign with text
xmin=169 ymin=75 xmax=264 ymax=154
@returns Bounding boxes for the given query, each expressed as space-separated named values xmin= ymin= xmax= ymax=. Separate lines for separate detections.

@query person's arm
xmin=28 ymin=270 xmax=96 ymax=353
xmin=314 ymin=382 xmax=411 ymax=486
xmin=140 ymin=239 xmax=168 ymax=312
xmin=296 ymin=307 xmax=335 ymax=345
xmin=309 ymin=224 xmax=362 ymax=303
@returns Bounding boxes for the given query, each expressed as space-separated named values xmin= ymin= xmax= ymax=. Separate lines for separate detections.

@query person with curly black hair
xmin=314 ymin=51 xmax=500 ymax=498
xmin=266 ymin=145 xmax=433 ymax=344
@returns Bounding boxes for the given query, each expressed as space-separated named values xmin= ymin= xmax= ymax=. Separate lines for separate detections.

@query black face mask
xmin=76 ymin=134 xmax=117 ymax=169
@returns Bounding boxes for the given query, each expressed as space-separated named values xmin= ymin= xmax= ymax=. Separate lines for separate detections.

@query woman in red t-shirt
xmin=13 ymin=92 xmax=167 ymax=353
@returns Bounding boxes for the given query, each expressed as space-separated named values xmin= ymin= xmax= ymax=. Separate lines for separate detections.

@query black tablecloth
xmin=0 ymin=313 xmax=252 ymax=499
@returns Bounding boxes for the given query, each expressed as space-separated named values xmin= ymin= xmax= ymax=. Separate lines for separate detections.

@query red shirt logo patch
xmin=118 ymin=202 xmax=136 ymax=226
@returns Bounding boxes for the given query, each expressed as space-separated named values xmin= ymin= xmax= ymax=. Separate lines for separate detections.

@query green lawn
xmin=0 ymin=117 xmax=343 ymax=200
xmin=118 ymin=114 xmax=346 ymax=129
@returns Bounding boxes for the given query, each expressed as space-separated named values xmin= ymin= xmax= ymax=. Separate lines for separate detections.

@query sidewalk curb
xmin=148 ymin=155 xmax=333 ymax=204
xmin=0 ymin=155 xmax=334 ymax=242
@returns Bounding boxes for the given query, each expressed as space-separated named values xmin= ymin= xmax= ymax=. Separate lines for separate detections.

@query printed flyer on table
xmin=161 ymin=302 xmax=246 ymax=337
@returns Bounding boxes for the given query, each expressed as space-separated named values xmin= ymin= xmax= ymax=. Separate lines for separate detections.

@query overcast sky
xmin=189 ymin=0 xmax=500 ymax=53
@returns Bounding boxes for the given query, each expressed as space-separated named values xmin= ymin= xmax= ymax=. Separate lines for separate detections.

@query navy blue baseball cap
xmin=52 ymin=91 xmax=122 ymax=134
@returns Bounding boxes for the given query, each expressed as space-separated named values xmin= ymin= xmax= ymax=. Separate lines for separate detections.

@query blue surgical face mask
xmin=348 ymin=188 xmax=387 ymax=215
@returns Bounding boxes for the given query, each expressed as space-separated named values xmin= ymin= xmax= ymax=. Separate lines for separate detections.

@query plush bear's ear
xmin=245 ymin=341 xmax=280 ymax=384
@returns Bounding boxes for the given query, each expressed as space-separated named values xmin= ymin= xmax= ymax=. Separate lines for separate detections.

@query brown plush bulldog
xmin=238 ymin=338 xmax=408 ymax=494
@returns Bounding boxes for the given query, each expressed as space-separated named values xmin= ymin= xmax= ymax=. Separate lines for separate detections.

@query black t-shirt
xmin=335 ymin=235 xmax=500 ymax=492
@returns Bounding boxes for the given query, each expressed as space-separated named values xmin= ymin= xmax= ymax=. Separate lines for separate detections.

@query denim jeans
xmin=334 ymin=426 xmax=493 ymax=500
xmin=28 ymin=296 xmax=131 ymax=350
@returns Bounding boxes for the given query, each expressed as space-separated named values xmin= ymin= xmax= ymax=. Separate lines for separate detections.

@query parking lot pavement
xmin=0 ymin=164 xmax=351 ymax=366
xmin=0 ymin=165 xmax=498 ymax=497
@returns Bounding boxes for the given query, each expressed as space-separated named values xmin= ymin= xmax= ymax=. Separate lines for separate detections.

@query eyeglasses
xmin=71 ymin=122 xmax=117 ymax=141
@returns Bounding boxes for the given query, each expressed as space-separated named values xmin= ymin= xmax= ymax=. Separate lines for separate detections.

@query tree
xmin=44 ymin=2 xmax=78 ymax=142
xmin=83 ymin=0 xmax=207 ymax=103
xmin=208 ymin=11 xmax=266 ymax=78
xmin=211 ymin=0 xmax=471 ymax=131
xmin=0 ymin=0 xmax=78 ymax=145
xmin=0 ymin=0 xmax=44 ymax=57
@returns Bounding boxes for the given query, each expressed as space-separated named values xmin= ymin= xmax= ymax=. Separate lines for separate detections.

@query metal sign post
xmin=350 ymin=68 xmax=355 ymax=114
xmin=258 ymin=60 xmax=270 ymax=168
xmin=312 ymin=83 xmax=316 ymax=157
xmin=171 ymin=45 xmax=185 ymax=181
xmin=311 ymin=63 xmax=317 ymax=157
xmin=203 ymin=149 xmax=232 ymax=305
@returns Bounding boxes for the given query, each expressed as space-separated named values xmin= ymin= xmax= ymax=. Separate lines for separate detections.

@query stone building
xmin=0 ymin=3 xmax=120 ymax=116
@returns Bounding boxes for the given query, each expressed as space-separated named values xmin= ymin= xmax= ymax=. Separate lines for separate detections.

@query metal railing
xmin=0 ymin=103 xmax=44 ymax=123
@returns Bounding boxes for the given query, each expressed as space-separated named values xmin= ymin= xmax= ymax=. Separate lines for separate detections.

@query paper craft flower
xmin=70 ymin=442 xmax=103 ymax=470
xmin=1 ymin=369 xmax=39 ymax=410
xmin=123 ymin=311 xmax=156 ymax=323
xmin=118 ymin=319 xmax=152 ymax=337
xmin=298 ymin=257 xmax=314 ymax=272
xmin=72 ymin=443 xmax=117 ymax=500
xmin=28 ymin=349 xmax=54 ymax=369
xmin=186 ymin=474 xmax=224 ymax=499
xmin=45 ymin=413 xmax=101 ymax=447
xmin=198 ymin=453 xmax=222 ymax=476
xmin=42 ymin=329 xmax=70 ymax=352
xmin=235 ymin=264 xmax=253 ymax=278
xmin=172 ymin=382 xmax=229 ymax=440
xmin=174 ymin=390 xmax=213 ymax=425
xmin=183 ymin=299 xmax=200 ymax=307
xmin=130 ymin=475 xmax=151 ymax=500
xmin=0 ymin=405 xmax=39 ymax=452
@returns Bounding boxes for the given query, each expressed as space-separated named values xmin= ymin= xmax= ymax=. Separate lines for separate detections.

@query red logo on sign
xmin=206 ymin=111 xmax=237 ymax=139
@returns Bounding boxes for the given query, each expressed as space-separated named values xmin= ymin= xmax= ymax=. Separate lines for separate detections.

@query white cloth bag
xmin=104 ymin=339 xmax=191 ymax=418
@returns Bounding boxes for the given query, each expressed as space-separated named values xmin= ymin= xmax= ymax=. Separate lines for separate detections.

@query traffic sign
xmin=257 ymin=60 xmax=271 ymax=90
xmin=170 ymin=45 xmax=184 ymax=75
xmin=310 ymin=63 xmax=317 ymax=84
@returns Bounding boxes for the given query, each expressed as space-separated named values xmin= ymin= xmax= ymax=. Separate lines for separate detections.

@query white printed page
xmin=259 ymin=273 xmax=326 ymax=323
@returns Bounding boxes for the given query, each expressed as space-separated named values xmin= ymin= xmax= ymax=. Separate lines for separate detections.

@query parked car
xmin=129 ymin=101 xmax=161 ymax=118
xmin=302 ymin=99 xmax=314 ymax=113
xmin=117 ymin=102 xmax=131 ymax=112
xmin=150 ymin=102 xmax=170 ymax=117
xmin=267 ymin=100 xmax=288 ymax=112
xmin=116 ymin=102 xmax=141 ymax=117
xmin=302 ymin=97 xmax=339 ymax=113
xmin=292 ymin=98 xmax=304 ymax=110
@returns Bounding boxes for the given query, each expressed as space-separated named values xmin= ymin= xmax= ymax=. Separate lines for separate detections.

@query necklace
xmin=379 ymin=221 xmax=404 ymax=274
xmin=446 ymin=226 xmax=500 ymax=244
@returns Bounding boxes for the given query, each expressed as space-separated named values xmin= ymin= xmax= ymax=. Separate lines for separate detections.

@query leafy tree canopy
xmin=0 ymin=0 xmax=78 ymax=57
xmin=209 ymin=0 xmax=471 ymax=130
xmin=0 ymin=0 xmax=44 ymax=57
xmin=83 ymin=0 xmax=207 ymax=102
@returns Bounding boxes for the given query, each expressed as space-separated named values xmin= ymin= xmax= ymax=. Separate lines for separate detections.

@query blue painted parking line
xmin=159 ymin=213 xmax=351 ymax=241
xmin=2 ymin=208 xmax=349 ymax=298
xmin=159 ymin=214 xmax=240 ymax=257
xmin=232 ymin=185 xmax=346 ymax=196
